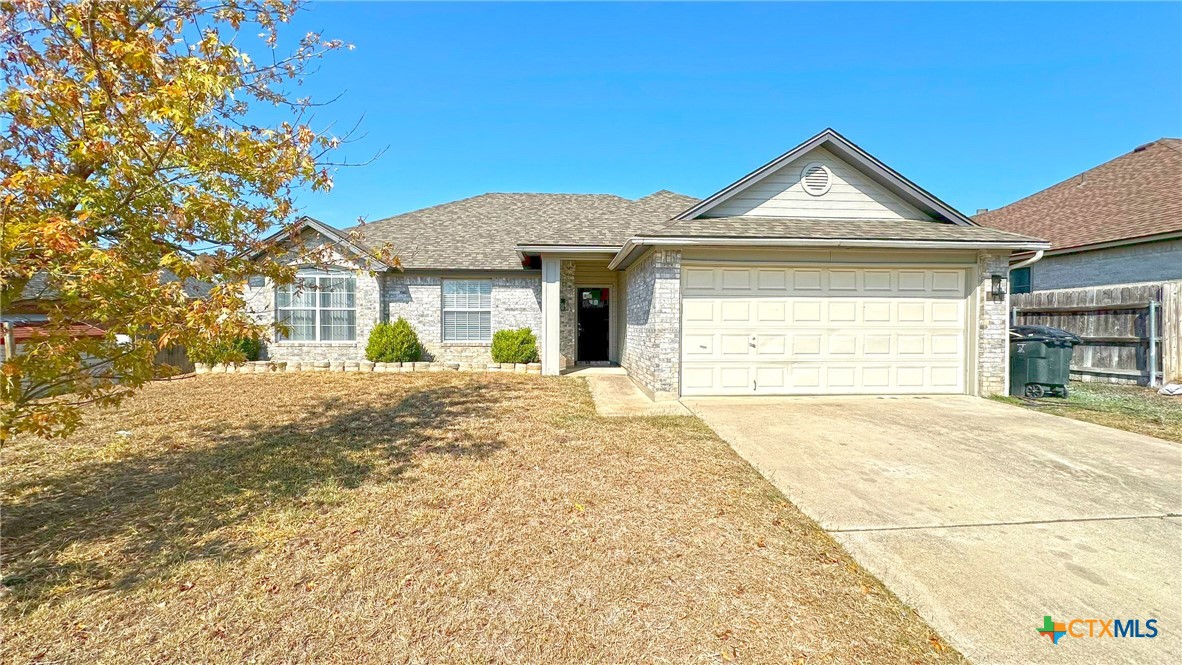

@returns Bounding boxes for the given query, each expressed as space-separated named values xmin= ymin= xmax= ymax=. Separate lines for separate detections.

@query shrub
xmin=366 ymin=318 xmax=423 ymax=363
xmin=491 ymin=328 xmax=539 ymax=364
xmin=234 ymin=336 xmax=262 ymax=361
xmin=190 ymin=336 xmax=262 ymax=365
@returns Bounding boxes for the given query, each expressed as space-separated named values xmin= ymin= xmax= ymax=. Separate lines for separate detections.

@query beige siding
xmin=707 ymin=147 xmax=928 ymax=220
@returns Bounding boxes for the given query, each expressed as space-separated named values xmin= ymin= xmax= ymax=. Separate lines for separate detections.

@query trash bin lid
xmin=1010 ymin=325 xmax=1081 ymax=344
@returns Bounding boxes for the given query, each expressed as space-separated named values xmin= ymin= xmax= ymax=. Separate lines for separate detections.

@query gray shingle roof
xmin=351 ymin=192 xmax=697 ymax=270
xmin=642 ymin=217 xmax=1047 ymax=245
xmin=522 ymin=190 xmax=700 ymax=246
xmin=13 ymin=270 xmax=211 ymax=303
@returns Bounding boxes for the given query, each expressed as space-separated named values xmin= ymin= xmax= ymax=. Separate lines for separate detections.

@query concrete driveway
xmin=683 ymin=395 xmax=1182 ymax=665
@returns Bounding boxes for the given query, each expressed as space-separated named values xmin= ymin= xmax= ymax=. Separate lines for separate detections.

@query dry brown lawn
xmin=997 ymin=380 xmax=1182 ymax=443
xmin=2 ymin=373 xmax=963 ymax=664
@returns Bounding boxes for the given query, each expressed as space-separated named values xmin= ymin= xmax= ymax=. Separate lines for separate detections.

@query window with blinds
xmin=276 ymin=273 xmax=357 ymax=342
xmin=442 ymin=279 xmax=492 ymax=342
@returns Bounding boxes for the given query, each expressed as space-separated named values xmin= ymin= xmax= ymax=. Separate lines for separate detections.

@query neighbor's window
xmin=276 ymin=272 xmax=357 ymax=342
xmin=1010 ymin=267 xmax=1032 ymax=295
xmin=442 ymin=279 xmax=491 ymax=342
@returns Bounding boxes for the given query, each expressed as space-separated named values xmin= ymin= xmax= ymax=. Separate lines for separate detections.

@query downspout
xmin=1008 ymin=250 xmax=1044 ymax=327
xmin=1010 ymin=249 xmax=1044 ymax=271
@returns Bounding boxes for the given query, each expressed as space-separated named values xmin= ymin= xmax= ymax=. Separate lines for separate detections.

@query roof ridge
xmin=1158 ymin=138 xmax=1182 ymax=155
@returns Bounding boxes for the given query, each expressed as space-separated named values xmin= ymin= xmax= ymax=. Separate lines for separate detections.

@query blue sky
xmin=277 ymin=1 xmax=1182 ymax=227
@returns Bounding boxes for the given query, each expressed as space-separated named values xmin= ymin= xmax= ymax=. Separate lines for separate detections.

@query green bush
xmin=190 ymin=336 xmax=262 ymax=365
xmin=234 ymin=336 xmax=262 ymax=361
xmin=366 ymin=318 xmax=423 ymax=363
xmin=491 ymin=328 xmax=538 ymax=364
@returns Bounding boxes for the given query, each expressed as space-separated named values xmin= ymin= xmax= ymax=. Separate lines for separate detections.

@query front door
xmin=577 ymin=287 xmax=610 ymax=362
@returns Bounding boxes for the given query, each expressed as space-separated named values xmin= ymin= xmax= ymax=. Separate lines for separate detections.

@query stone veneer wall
xmin=621 ymin=249 xmax=682 ymax=400
xmin=384 ymin=273 xmax=541 ymax=363
xmin=246 ymin=265 xmax=542 ymax=364
xmin=977 ymin=251 xmax=1010 ymax=396
xmin=559 ymin=261 xmax=576 ymax=368
xmin=244 ymin=273 xmax=382 ymax=365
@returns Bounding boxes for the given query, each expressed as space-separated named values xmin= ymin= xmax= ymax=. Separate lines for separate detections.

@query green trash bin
xmin=1009 ymin=325 xmax=1081 ymax=398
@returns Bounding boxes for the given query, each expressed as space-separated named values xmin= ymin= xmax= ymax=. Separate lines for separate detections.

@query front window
xmin=442 ymin=279 xmax=491 ymax=342
xmin=276 ymin=272 xmax=356 ymax=341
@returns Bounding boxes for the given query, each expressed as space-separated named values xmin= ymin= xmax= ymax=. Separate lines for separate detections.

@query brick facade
xmin=976 ymin=251 xmax=1010 ymax=396
xmin=243 ymin=230 xmax=382 ymax=364
xmin=384 ymin=273 xmax=541 ymax=363
xmin=1026 ymin=238 xmax=1182 ymax=291
xmin=621 ymin=249 xmax=682 ymax=400
xmin=558 ymin=261 xmax=577 ymax=368
xmin=247 ymin=228 xmax=542 ymax=365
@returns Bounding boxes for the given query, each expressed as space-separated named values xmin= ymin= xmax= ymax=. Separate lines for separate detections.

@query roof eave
xmin=513 ymin=244 xmax=624 ymax=264
xmin=1010 ymin=229 xmax=1182 ymax=260
xmin=607 ymin=235 xmax=1050 ymax=270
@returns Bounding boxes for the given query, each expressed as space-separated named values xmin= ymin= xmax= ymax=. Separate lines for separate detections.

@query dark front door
xmin=577 ymin=287 xmax=610 ymax=362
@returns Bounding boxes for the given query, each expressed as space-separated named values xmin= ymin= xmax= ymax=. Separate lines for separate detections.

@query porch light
xmin=991 ymin=274 xmax=1006 ymax=301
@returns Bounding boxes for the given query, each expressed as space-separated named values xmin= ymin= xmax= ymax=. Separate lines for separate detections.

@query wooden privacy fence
xmin=153 ymin=344 xmax=194 ymax=375
xmin=1011 ymin=281 xmax=1182 ymax=385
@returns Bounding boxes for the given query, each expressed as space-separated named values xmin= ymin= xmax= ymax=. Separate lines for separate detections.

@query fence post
xmin=1148 ymin=301 xmax=1157 ymax=388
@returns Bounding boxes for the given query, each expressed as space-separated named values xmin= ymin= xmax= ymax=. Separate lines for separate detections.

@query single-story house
xmin=974 ymin=138 xmax=1182 ymax=292
xmin=246 ymin=129 xmax=1046 ymax=399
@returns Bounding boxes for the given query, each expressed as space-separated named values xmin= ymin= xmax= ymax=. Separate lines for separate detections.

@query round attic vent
xmin=800 ymin=162 xmax=832 ymax=196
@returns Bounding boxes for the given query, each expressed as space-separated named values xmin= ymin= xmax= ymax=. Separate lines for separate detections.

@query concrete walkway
xmin=579 ymin=371 xmax=690 ymax=417
xmin=684 ymin=395 xmax=1182 ymax=665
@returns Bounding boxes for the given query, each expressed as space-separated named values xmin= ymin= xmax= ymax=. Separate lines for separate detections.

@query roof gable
xmin=705 ymin=146 xmax=927 ymax=220
xmin=676 ymin=128 xmax=974 ymax=226
xmin=250 ymin=216 xmax=394 ymax=269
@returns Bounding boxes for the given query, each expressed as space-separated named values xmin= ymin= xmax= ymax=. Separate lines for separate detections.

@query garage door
xmin=681 ymin=265 xmax=969 ymax=395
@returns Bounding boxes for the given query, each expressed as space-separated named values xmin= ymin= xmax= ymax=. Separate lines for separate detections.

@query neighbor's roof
xmin=12 ymin=270 xmax=211 ymax=304
xmin=641 ymin=217 xmax=1046 ymax=246
xmin=0 ymin=320 xmax=106 ymax=346
xmin=975 ymin=138 xmax=1182 ymax=252
xmin=351 ymin=191 xmax=698 ymax=270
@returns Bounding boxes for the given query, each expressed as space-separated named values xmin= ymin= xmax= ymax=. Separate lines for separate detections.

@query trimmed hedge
xmin=366 ymin=318 xmax=423 ymax=363
xmin=491 ymin=328 xmax=539 ymax=364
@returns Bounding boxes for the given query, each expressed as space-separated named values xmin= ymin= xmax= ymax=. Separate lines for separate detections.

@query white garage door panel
xmin=681 ymin=265 xmax=969 ymax=395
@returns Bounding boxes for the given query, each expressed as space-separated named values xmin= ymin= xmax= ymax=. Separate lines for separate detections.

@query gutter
xmin=513 ymin=244 xmax=622 ymax=264
xmin=607 ymin=236 xmax=1052 ymax=271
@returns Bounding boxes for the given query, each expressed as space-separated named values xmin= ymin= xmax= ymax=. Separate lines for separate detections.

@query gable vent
xmin=800 ymin=162 xmax=832 ymax=196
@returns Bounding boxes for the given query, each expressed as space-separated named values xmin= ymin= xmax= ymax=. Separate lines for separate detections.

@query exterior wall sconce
xmin=991 ymin=274 xmax=1006 ymax=301
xmin=560 ymin=297 xmax=568 ymax=312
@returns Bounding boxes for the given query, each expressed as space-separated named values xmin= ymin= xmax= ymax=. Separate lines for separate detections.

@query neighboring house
xmin=247 ymin=129 xmax=1045 ymax=399
xmin=2 ymin=270 xmax=210 ymax=370
xmin=975 ymin=138 xmax=1182 ymax=292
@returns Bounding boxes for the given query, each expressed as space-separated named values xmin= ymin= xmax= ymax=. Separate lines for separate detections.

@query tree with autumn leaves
xmin=1 ymin=0 xmax=374 ymax=437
